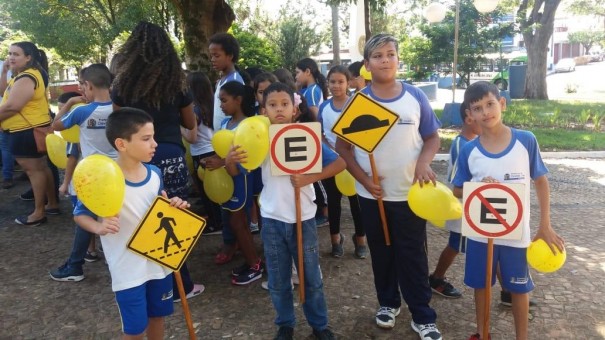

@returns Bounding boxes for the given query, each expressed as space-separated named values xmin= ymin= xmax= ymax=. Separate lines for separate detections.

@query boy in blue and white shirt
xmin=75 ymin=107 xmax=189 ymax=338
xmin=452 ymin=81 xmax=564 ymax=340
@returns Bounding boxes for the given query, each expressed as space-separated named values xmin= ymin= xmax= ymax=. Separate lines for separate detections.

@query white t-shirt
xmin=74 ymin=164 xmax=172 ymax=291
xmin=318 ymin=98 xmax=342 ymax=148
xmin=453 ymin=128 xmax=548 ymax=248
xmin=190 ymin=123 xmax=214 ymax=156
xmin=259 ymin=143 xmax=339 ymax=223
xmin=212 ymin=71 xmax=244 ymax=131
xmin=354 ymin=83 xmax=441 ymax=201
xmin=60 ymin=101 xmax=118 ymax=159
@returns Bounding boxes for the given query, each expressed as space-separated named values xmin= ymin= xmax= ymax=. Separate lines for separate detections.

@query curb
xmin=434 ymin=151 xmax=605 ymax=162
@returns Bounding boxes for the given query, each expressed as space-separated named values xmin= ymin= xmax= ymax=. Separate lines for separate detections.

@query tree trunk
xmin=170 ymin=0 xmax=235 ymax=72
xmin=517 ymin=0 xmax=561 ymax=99
xmin=364 ymin=0 xmax=371 ymax=40
xmin=331 ymin=3 xmax=341 ymax=66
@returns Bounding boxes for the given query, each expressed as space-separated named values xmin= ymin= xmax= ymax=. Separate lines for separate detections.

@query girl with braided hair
xmin=111 ymin=21 xmax=203 ymax=303
xmin=0 ymin=41 xmax=59 ymax=226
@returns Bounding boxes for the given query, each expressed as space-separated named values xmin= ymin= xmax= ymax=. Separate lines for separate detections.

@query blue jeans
xmin=261 ymin=217 xmax=328 ymax=331
xmin=67 ymin=196 xmax=93 ymax=272
xmin=0 ymin=131 xmax=14 ymax=180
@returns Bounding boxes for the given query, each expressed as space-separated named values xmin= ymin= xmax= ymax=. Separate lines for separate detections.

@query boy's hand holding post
xmin=161 ymin=190 xmax=191 ymax=210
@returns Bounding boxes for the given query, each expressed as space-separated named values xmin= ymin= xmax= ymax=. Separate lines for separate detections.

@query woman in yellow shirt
xmin=0 ymin=41 xmax=58 ymax=226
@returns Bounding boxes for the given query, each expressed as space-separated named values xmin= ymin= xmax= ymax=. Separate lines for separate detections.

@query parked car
xmin=555 ymin=58 xmax=576 ymax=73
xmin=588 ymin=50 xmax=604 ymax=62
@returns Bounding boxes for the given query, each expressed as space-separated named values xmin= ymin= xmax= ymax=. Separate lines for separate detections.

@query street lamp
xmin=424 ymin=0 xmax=499 ymax=123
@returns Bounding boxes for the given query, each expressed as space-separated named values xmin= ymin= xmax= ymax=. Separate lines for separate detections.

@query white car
xmin=555 ymin=58 xmax=576 ymax=72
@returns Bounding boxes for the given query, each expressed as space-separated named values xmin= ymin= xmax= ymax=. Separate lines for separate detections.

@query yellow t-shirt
xmin=1 ymin=68 xmax=51 ymax=132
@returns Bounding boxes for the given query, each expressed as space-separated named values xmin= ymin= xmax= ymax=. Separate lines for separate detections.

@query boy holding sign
xmin=74 ymin=108 xmax=190 ymax=339
xmin=335 ymin=34 xmax=443 ymax=340
xmin=452 ymin=81 xmax=564 ymax=340
xmin=228 ymin=82 xmax=345 ymax=340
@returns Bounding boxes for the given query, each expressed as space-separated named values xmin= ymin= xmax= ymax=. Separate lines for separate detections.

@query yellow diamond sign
xmin=331 ymin=92 xmax=399 ymax=153
xmin=127 ymin=196 xmax=206 ymax=271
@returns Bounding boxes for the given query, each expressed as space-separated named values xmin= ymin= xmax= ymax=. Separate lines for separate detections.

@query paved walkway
xmin=1 ymin=157 xmax=604 ymax=339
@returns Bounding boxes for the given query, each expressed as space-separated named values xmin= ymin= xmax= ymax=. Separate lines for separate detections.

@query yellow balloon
xmin=211 ymin=129 xmax=235 ymax=159
xmin=408 ymin=181 xmax=462 ymax=221
xmin=428 ymin=219 xmax=446 ymax=228
xmin=182 ymin=138 xmax=194 ymax=175
xmin=60 ymin=125 xmax=80 ymax=143
xmin=46 ymin=134 xmax=68 ymax=169
xmin=233 ymin=117 xmax=269 ymax=171
xmin=73 ymin=155 xmax=125 ymax=217
xmin=527 ymin=239 xmax=566 ymax=273
xmin=250 ymin=115 xmax=270 ymax=128
xmin=197 ymin=166 xmax=205 ymax=181
xmin=360 ymin=65 xmax=372 ymax=81
xmin=60 ymin=103 xmax=85 ymax=143
xmin=335 ymin=170 xmax=356 ymax=196
xmin=203 ymin=167 xmax=234 ymax=204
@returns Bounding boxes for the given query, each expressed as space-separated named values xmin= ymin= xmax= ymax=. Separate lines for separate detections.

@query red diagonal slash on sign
xmin=464 ymin=183 xmax=523 ymax=238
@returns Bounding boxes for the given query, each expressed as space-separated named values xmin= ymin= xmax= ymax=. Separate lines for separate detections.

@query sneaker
xmin=232 ymin=260 xmax=264 ymax=277
xmin=174 ymin=283 xmax=205 ymax=303
xmin=500 ymin=290 xmax=538 ymax=307
xmin=274 ymin=326 xmax=294 ymax=340
xmin=19 ymin=190 xmax=34 ymax=201
xmin=375 ymin=306 xmax=400 ymax=329
xmin=468 ymin=333 xmax=491 ymax=340
xmin=49 ymin=263 xmax=84 ymax=282
xmin=315 ymin=215 xmax=328 ymax=227
xmin=312 ymin=328 xmax=336 ymax=340
xmin=352 ymin=235 xmax=368 ymax=259
xmin=331 ymin=233 xmax=345 ymax=258
xmin=202 ymin=223 xmax=223 ymax=235
xmin=84 ymin=251 xmax=100 ymax=263
xmin=261 ymin=280 xmax=295 ymax=291
xmin=231 ymin=262 xmax=263 ymax=285
xmin=429 ymin=275 xmax=462 ymax=298
xmin=411 ymin=321 xmax=442 ymax=340
xmin=292 ymin=266 xmax=299 ymax=285
xmin=249 ymin=222 xmax=260 ymax=234
xmin=2 ymin=179 xmax=14 ymax=189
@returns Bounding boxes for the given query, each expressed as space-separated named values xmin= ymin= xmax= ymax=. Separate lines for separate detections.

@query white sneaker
xmin=375 ymin=306 xmax=400 ymax=329
xmin=174 ymin=283 xmax=205 ymax=303
xmin=411 ymin=321 xmax=442 ymax=340
xmin=261 ymin=280 xmax=294 ymax=291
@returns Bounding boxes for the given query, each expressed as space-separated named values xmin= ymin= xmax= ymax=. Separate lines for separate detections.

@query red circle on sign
xmin=270 ymin=124 xmax=321 ymax=174
xmin=464 ymin=183 xmax=523 ymax=238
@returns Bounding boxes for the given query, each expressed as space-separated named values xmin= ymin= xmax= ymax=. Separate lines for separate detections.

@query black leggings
xmin=322 ymin=176 xmax=365 ymax=237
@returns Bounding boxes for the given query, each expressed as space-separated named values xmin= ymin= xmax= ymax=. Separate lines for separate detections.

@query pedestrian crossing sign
xmin=331 ymin=92 xmax=399 ymax=153
xmin=127 ymin=196 xmax=206 ymax=271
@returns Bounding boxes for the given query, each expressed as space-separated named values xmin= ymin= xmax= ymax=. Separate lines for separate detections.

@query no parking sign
xmin=269 ymin=122 xmax=322 ymax=176
xmin=461 ymin=182 xmax=526 ymax=240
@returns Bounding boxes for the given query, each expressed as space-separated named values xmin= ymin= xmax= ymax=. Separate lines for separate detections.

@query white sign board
xmin=269 ymin=122 xmax=322 ymax=176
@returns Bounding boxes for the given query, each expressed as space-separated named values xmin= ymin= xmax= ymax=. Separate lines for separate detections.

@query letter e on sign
xmin=269 ymin=123 xmax=322 ymax=176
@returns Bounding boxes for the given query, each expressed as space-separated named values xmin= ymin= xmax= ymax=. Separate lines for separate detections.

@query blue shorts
xmin=114 ymin=275 xmax=174 ymax=335
xmin=222 ymin=170 xmax=253 ymax=212
xmin=448 ymin=231 xmax=466 ymax=253
xmin=464 ymin=239 xmax=534 ymax=293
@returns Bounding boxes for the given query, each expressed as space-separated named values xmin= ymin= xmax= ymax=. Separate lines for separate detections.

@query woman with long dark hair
xmin=0 ymin=41 xmax=59 ymax=226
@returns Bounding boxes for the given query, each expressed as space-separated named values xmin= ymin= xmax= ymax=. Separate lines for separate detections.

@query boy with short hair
xmin=75 ymin=107 xmax=189 ymax=339
xmin=229 ymin=82 xmax=345 ymax=340
xmin=452 ymin=81 xmax=564 ymax=340
xmin=335 ymin=34 xmax=443 ymax=340
xmin=429 ymin=102 xmax=481 ymax=298
xmin=347 ymin=61 xmax=371 ymax=92
xmin=49 ymin=64 xmax=117 ymax=281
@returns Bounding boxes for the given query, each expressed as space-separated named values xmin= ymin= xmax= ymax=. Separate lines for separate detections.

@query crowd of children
xmin=0 ymin=21 xmax=566 ymax=340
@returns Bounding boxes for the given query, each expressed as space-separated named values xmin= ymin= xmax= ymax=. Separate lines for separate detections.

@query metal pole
xmin=452 ymin=0 xmax=460 ymax=102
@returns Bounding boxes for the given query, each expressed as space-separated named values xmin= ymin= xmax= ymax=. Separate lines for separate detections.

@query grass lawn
xmin=436 ymin=99 xmax=605 ymax=152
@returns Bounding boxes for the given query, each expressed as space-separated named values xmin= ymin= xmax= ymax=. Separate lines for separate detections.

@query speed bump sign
xmin=331 ymin=92 xmax=399 ymax=153
xmin=127 ymin=196 xmax=206 ymax=270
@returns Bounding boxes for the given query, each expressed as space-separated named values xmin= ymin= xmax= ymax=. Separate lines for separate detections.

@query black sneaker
xmin=500 ymin=290 xmax=538 ymax=307
xmin=331 ymin=233 xmax=345 ymax=258
xmin=274 ymin=326 xmax=294 ymax=340
xmin=84 ymin=251 xmax=100 ymax=263
xmin=429 ymin=275 xmax=462 ymax=298
xmin=312 ymin=328 xmax=336 ymax=340
xmin=19 ymin=190 xmax=34 ymax=201
xmin=232 ymin=260 xmax=264 ymax=277
xmin=202 ymin=224 xmax=223 ymax=235
xmin=231 ymin=261 xmax=263 ymax=285
xmin=49 ymin=263 xmax=84 ymax=282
